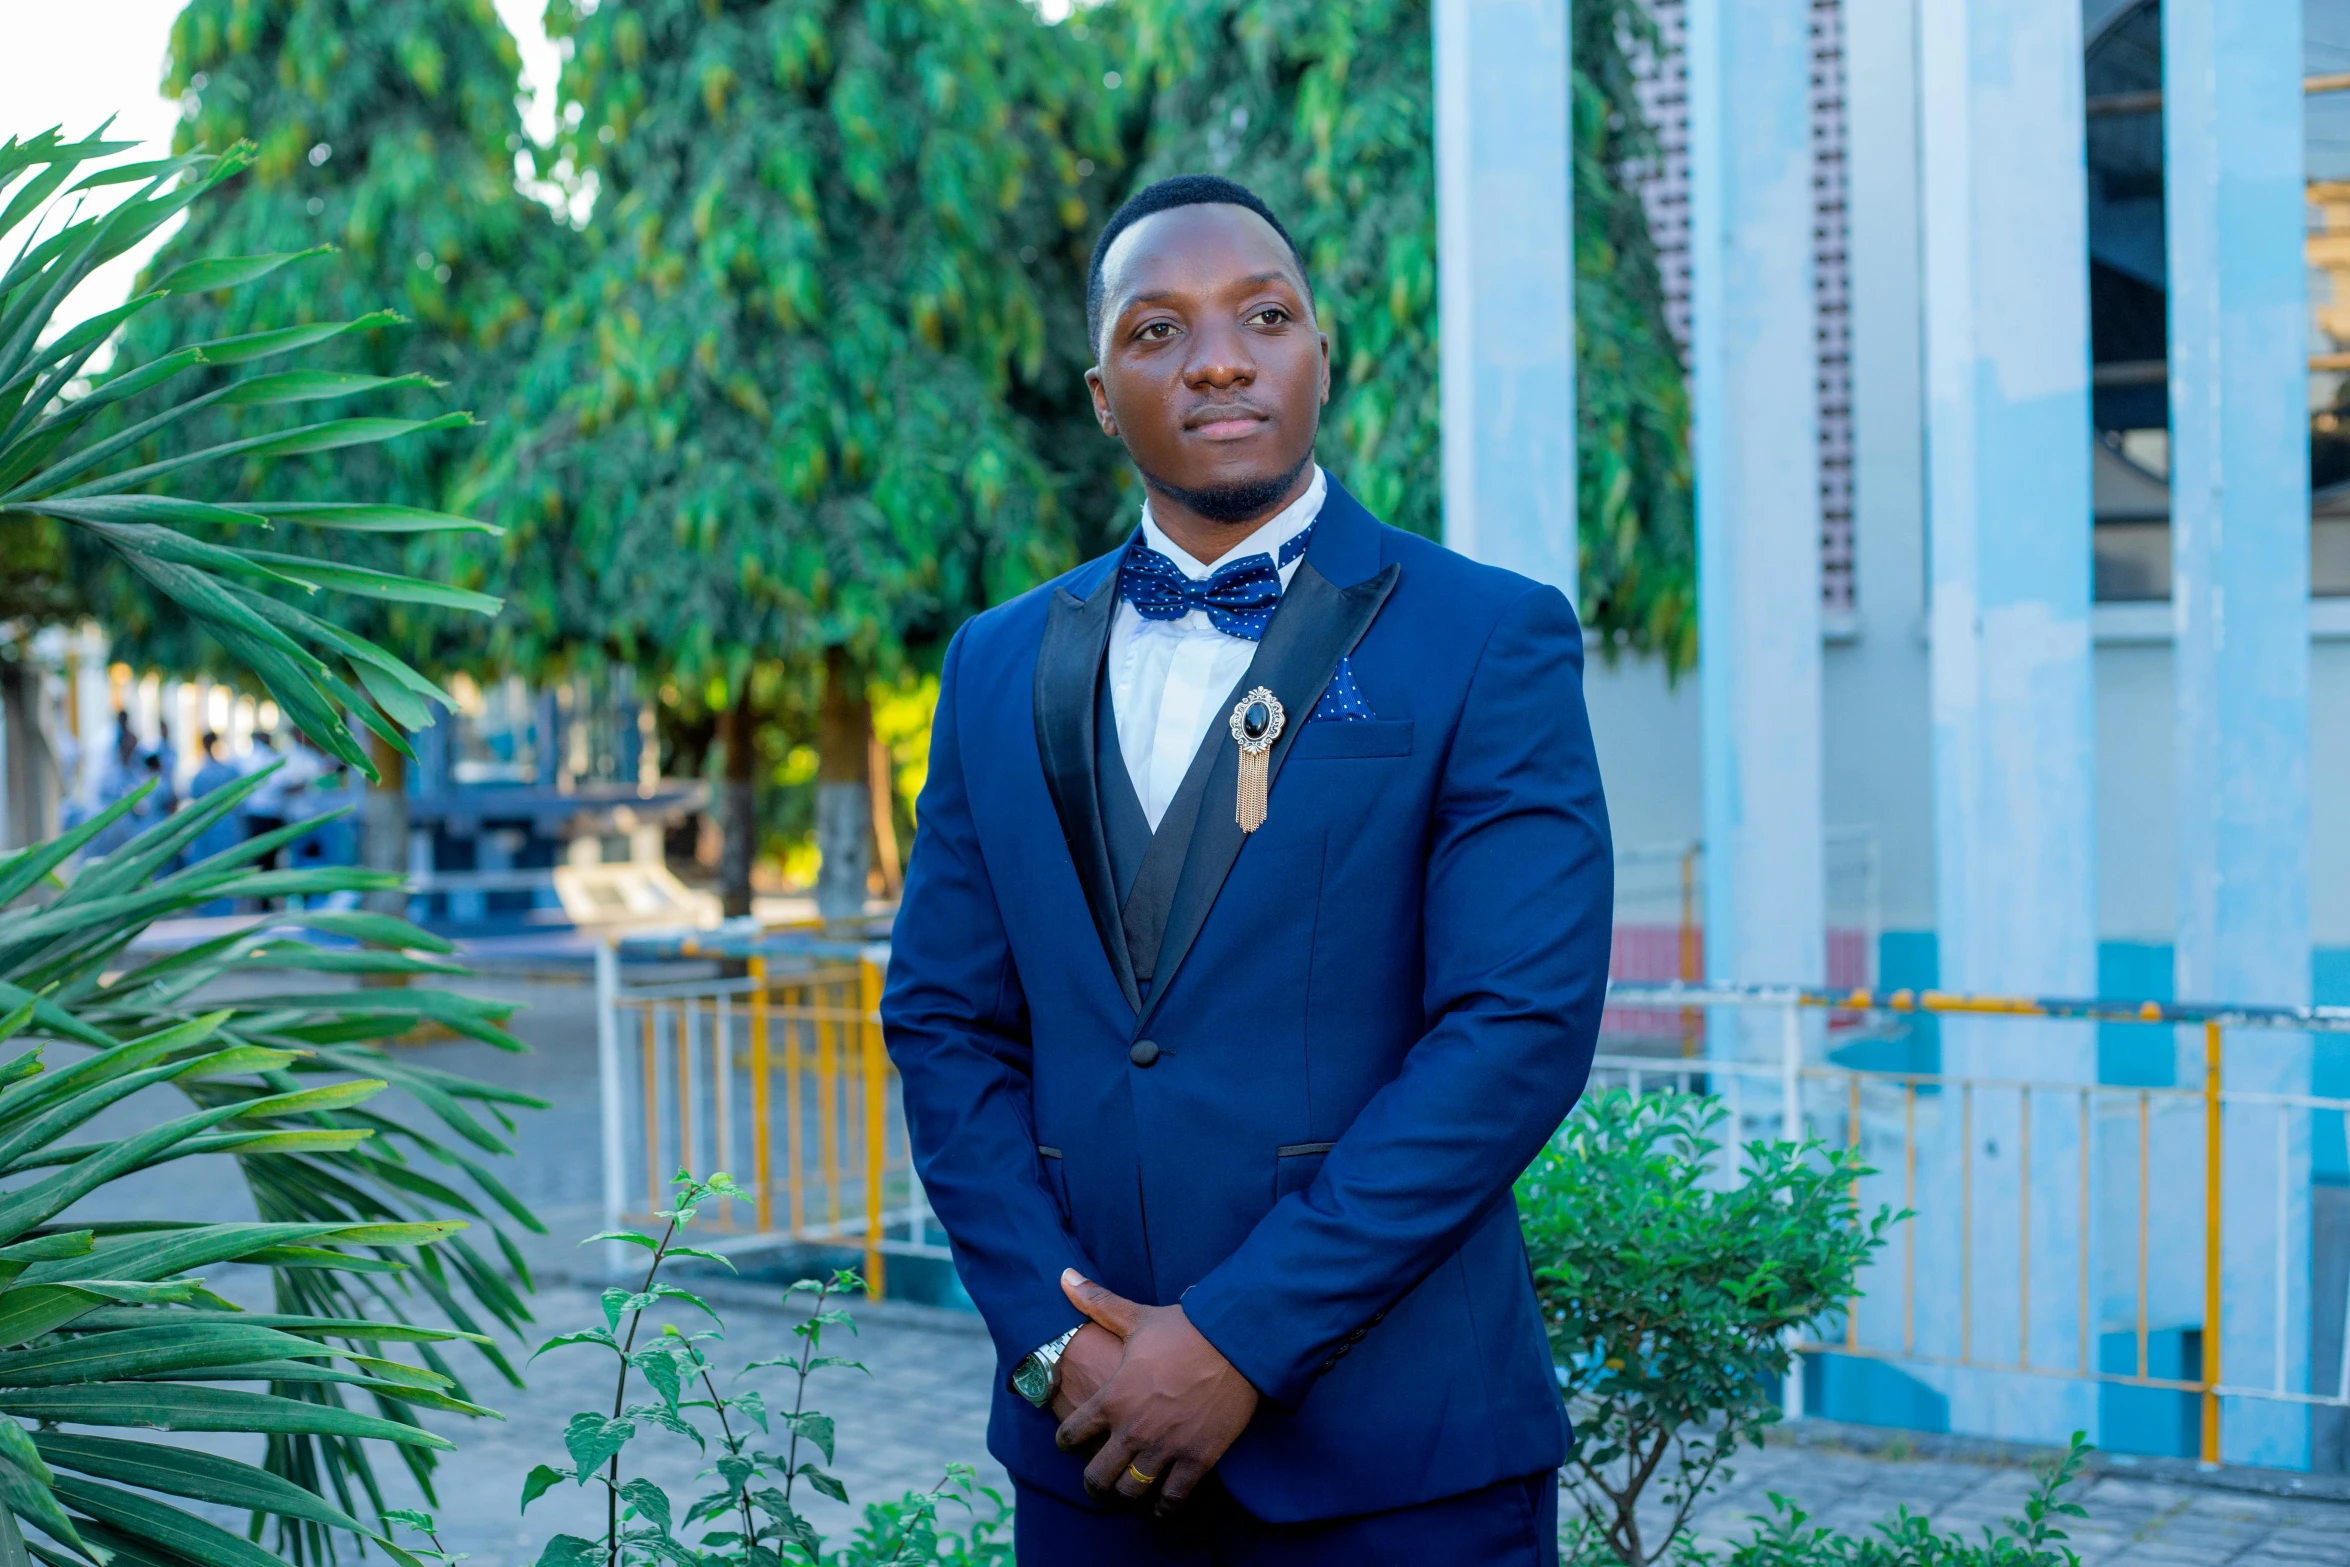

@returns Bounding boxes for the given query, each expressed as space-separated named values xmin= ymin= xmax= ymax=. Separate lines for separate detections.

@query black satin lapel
xmin=1034 ymin=568 xmax=1140 ymax=1011
xmin=1133 ymin=559 xmax=1401 ymax=1033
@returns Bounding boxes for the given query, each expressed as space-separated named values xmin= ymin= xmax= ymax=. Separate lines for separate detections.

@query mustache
xmin=1182 ymin=398 xmax=1273 ymax=427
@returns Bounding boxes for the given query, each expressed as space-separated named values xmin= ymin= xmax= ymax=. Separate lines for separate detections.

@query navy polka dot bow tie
xmin=1117 ymin=524 xmax=1315 ymax=641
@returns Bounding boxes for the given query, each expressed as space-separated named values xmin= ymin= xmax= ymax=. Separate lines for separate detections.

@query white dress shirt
xmin=1107 ymin=466 xmax=1327 ymax=829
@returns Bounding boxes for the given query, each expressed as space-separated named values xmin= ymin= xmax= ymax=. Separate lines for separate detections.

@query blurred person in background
xmin=185 ymin=731 xmax=246 ymax=904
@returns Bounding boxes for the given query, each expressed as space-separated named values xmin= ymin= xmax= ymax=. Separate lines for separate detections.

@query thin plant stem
xmin=608 ymin=1216 xmax=678 ymax=1567
xmin=777 ymin=1275 xmax=834 ymax=1515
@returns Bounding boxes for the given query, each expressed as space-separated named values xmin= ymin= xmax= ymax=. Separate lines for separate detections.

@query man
xmin=882 ymin=175 xmax=1612 ymax=1563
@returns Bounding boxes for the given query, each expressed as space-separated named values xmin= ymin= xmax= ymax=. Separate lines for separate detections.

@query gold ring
xmin=1125 ymin=1462 xmax=1159 ymax=1487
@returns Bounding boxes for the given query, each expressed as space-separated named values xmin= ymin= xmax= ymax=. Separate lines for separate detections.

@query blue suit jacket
xmin=880 ymin=479 xmax=1613 ymax=1522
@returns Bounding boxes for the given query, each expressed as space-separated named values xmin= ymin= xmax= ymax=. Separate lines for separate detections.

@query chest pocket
xmin=1288 ymin=719 xmax=1413 ymax=761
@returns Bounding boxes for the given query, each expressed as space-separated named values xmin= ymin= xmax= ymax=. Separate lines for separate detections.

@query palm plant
xmin=0 ymin=125 xmax=544 ymax=1563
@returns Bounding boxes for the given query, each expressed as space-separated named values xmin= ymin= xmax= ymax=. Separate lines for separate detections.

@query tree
xmin=100 ymin=0 xmax=572 ymax=896
xmin=476 ymin=0 xmax=1121 ymax=916
xmin=1117 ymin=0 xmax=1695 ymax=670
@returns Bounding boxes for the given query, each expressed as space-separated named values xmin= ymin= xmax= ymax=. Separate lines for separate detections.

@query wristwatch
xmin=1011 ymin=1326 xmax=1082 ymax=1408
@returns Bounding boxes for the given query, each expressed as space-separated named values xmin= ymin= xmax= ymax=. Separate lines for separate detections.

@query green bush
xmin=1519 ymin=1090 xmax=1903 ymax=1567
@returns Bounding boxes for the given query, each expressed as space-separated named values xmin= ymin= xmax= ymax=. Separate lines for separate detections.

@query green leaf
xmin=236 ymin=411 xmax=472 ymax=460
xmin=784 ymin=1410 xmax=835 ymax=1465
xmin=33 ymin=1434 xmax=368 ymax=1534
xmin=580 ymin=1231 xmax=659 ymax=1252
xmin=797 ymin=1464 xmax=849 ymax=1505
xmin=238 ymin=550 xmax=502 ymax=613
xmin=0 ymin=1384 xmax=455 ymax=1448
xmin=22 ymin=494 xmax=267 ymax=529
xmin=519 ymin=1463 xmax=569 ymax=1513
xmin=255 ymin=501 xmax=500 ymax=535
xmin=562 ymin=1412 xmax=634 ymax=1477
xmin=217 ymin=369 xmax=437 ymax=406
xmin=619 ymin=1477 xmax=672 ymax=1536
xmin=536 ymin=1536 xmax=598 ymax=1567
xmin=192 ymin=311 xmax=403 ymax=367
xmin=50 ymin=1474 xmax=292 ymax=1567
xmin=150 ymin=246 xmax=332 ymax=296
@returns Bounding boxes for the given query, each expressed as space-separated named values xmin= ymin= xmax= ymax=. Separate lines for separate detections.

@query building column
xmin=1918 ymin=0 xmax=2100 ymax=1443
xmin=2165 ymin=0 xmax=2313 ymax=1469
xmin=1434 ymin=0 xmax=1576 ymax=602
xmin=1688 ymin=0 xmax=1825 ymax=1029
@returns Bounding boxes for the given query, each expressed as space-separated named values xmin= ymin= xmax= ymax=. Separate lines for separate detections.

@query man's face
xmin=1085 ymin=204 xmax=1329 ymax=517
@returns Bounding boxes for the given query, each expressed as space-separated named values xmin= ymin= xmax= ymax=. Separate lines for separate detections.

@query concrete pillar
xmin=1917 ymin=0 xmax=2100 ymax=1443
xmin=1687 ymin=0 xmax=1825 ymax=1032
xmin=1434 ymin=0 xmax=1576 ymax=602
xmin=2165 ymin=0 xmax=2312 ymax=1469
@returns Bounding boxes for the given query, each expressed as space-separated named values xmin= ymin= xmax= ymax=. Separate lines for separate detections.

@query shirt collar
xmin=1138 ymin=465 xmax=1326 ymax=586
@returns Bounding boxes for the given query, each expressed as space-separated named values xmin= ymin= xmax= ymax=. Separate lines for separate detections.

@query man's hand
xmin=1053 ymin=1268 xmax=1259 ymax=1516
xmin=1046 ymin=1322 xmax=1122 ymax=1423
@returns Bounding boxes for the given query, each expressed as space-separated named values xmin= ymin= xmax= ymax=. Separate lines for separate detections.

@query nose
xmin=1182 ymin=316 xmax=1256 ymax=392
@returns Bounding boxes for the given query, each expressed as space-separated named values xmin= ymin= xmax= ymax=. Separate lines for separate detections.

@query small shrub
xmin=1518 ymin=1090 xmax=1904 ymax=1567
xmin=439 ymin=1170 xmax=1013 ymax=1567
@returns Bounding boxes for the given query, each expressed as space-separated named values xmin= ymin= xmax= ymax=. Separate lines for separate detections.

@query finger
xmin=1082 ymin=1426 xmax=1143 ymax=1499
xmin=1061 ymin=1268 xmax=1144 ymax=1337
xmin=1054 ymin=1384 xmax=1112 ymax=1453
xmin=1153 ymin=1457 xmax=1208 ymax=1518
xmin=1112 ymin=1446 xmax=1168 ymax=1504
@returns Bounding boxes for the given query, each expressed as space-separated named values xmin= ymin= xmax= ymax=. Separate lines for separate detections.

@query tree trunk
xmin=814 ymin=646 xmax=871 ymax=927
xmin=718 ymin=688 xmax=758 ymax=919
xmin=361 ymin=728 xmax=408 ymax=919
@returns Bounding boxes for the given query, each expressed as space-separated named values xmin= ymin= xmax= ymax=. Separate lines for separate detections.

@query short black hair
xmin=1085 ymin=174 xmax=1310 ymax=358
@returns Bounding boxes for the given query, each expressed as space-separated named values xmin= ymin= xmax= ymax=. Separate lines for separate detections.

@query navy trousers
xmin=1011 ymin=1469 xmax=1559 ymax=1565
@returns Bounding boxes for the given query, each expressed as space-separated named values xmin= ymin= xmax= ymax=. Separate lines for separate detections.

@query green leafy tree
xmin=1117 ymin=0 xmax=1695 ymax=669
xmin=94 ymin=0 xmax=572 ymax=894
xmin=476 ymin=0 xmax=1121 ymax=915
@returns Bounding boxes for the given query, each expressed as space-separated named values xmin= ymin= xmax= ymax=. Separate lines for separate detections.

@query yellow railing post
xmin=862 ymin=958 xmax=887 ymax=1300
xmin=2202 ymin=1018 xmax=2224 ymax=1465
xmin=750 ymin=957 xmax=773 ymax=1233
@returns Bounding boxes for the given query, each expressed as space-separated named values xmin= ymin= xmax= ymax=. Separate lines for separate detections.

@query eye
xmin=1248 ymin=305 xmax=1290 ymax=327
xmin=1135 ymin=320 xmax=1178 ymax=342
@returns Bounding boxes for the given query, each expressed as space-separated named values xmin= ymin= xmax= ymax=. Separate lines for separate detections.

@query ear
xmin=1085 ymin=365 xmax=1119 ymax=437
xmin=1316 ymin=326 xmax=1331 ymax=406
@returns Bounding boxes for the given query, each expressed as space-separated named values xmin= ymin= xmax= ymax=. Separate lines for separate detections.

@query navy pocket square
xmin=1309 ymin=656 xmax=1375 ymax=723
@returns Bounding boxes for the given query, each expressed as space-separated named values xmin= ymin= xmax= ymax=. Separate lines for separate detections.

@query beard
xmin=1137 ymin=450 xmax=1314 ymax=525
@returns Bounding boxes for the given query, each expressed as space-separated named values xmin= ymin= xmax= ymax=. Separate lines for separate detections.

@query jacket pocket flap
xmin=1290 ymin=719 xmax=1413 ymax=759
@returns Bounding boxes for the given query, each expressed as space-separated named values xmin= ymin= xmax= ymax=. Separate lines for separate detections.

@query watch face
xmin=1013 ymin=1356 xmax=1053 ymax=1405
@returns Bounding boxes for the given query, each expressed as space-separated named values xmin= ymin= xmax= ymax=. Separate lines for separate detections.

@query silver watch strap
xmin=1014 ymin=1326 xmax=1081 ymax=1406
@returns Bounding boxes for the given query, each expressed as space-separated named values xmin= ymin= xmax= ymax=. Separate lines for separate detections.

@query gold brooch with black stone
xmin=1228 ymin=687 xmax=1286 ymax=833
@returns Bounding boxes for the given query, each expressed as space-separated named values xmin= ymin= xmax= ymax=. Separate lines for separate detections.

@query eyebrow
xmin=1121 ymin=271 xmax=1306 ymax=311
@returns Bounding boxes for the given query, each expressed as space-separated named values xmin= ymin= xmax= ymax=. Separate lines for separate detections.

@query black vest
xmin=1093 ymin=658 xmax=1231 ymax=995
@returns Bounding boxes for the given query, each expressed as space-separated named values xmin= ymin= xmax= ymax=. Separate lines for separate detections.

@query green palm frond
xmin=1 ymin=123 xmax=537 ymax=1567
xmin=0 ymin=125 xmax=499 ymax=779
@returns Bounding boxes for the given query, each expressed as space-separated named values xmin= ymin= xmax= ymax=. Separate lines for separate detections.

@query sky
xmin=0 ymin=0 xmax=563 ymax=331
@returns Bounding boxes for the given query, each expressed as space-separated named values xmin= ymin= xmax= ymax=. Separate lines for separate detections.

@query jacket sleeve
xmin=880 ymin=626 xmax=1096 ymax=1370
xmin=1178 ymin=584 xmax=1614 ymax=1407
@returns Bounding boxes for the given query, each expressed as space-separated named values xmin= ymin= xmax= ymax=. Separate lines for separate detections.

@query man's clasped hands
xmin=1049 ymin=1268 xmax=1260 ymax=1518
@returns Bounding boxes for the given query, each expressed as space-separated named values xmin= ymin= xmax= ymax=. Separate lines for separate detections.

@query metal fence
xmin=592 ymin=936 xmax=943 ymax=1295
xmin=594 ymin=936 xmax=2349 ymax=1468
xmin=1605 ymin=983 xmax=2350 ymax=1465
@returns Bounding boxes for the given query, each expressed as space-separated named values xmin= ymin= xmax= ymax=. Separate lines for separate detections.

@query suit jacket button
xmin=1129 ymin=1040 xmax=1161 ymax=1067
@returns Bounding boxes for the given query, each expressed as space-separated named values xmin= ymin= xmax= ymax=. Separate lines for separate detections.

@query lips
xmin=1185 ymin=405 xmax=1271 ymax=439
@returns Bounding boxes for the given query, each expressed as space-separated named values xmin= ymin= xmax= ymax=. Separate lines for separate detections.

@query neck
xmin=1145 ymin=463 xmax=1316 ymax=568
